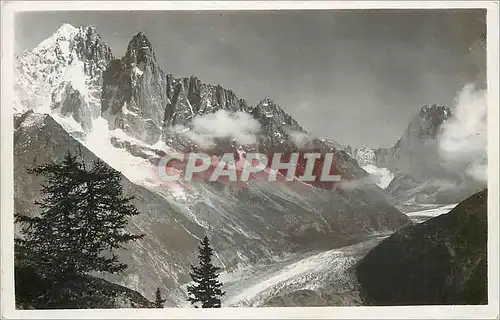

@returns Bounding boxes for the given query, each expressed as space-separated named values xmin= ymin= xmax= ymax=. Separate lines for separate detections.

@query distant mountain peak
xmin=81 ymin=25 xmax=102 ymax=39
xmin=414 ymin=104 xmax=451 ymax=140
xmin=126 ymin=31 xmax=156 ymax=66
xmin=33 ymin=23 xmax=79 ymax=54
xmin=15 ymin=23 xmax=113 ymax=114
xmin=419 ymin=104 xmax=451 ymax=118
xmin=255 ymin=98 xmax=282 ymax=114
xmin=55 ymin=23 xmax=79 ymax=34
xmin=129 ymin=31 xmax=153 ymax=48
xmin=27 ymin=23 xmax=112 ymax=61
xmin=259 ymin=97 xmax=275 ymax=104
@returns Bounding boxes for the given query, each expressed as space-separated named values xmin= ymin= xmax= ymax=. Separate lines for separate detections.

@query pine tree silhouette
xmin=15 ymin=152 xmax=144 ymax=280
xmin=186 ymin=236 xmax=225 ymax=308
xmin=154 ymin=287 xmax=167 ymax=308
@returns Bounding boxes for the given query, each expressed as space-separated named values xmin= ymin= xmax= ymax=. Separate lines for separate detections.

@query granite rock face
xmin=51 ymin=82 xmax=93 ymax=132
xmin=101 ymin=32 xmax=168 ymax=144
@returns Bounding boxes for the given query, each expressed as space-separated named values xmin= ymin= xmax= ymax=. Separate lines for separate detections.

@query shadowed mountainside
xmin=356 ymin=189 xmax=487 ymax=305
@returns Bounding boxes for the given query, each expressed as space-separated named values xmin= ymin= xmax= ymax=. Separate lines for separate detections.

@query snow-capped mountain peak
xmin=15 ymin=24 xmax=113 ymax=124
xmin=35 ymin=23 xmax=79 ymax=53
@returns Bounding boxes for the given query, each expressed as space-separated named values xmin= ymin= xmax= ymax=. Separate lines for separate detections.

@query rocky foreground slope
xmin=15 ymin=254 xmax=154 ymax=309
xmin=356 ymin=189 xmax=487 ymax=305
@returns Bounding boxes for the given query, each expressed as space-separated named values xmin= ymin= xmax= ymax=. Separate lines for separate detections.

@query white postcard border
xmin=1 ymin=1 xmax=498 ymax=319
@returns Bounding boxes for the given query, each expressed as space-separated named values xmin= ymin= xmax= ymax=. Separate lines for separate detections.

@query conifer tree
xmin=15 ymin=152 xmax=144 ymax=280
xmin=154 ymin=287 xmax=167 ymax=308
xmin=186 ymin=236 xmax=225 ymax=308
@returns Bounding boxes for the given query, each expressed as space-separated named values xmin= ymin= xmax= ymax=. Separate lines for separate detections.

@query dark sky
xmin=15 ymin=10 xmax=486 ymax=148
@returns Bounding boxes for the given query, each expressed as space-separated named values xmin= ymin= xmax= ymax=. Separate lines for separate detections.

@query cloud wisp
xmin=438 ymin=84 xmax=487 ymax=184
xmin=170 ymin=110 xmax=261 ymax=149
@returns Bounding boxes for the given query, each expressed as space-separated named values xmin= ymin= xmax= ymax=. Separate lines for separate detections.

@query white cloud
xmin=283 ymin=126 xmax=311 ymax=147
xmin=171 ymin=110 xmax=261 ymax=149
xmin=438 ymin=84 xmax=487 ymax=184
xmin=336 ymin=177 xmax=373 ymax=191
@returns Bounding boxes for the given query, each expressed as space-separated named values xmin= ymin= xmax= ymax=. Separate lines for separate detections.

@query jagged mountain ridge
xmin=17 ymin=24 xmax=343 ymax=159
xmin=14 ymin=24 xmax=410 ymax=306
xmin=100 ymin=28 xmax=306 ymax=152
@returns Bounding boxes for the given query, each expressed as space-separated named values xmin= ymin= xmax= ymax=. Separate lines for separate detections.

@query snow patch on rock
xmin=82 ymin=117 xmax=154 ymax=183
xmin=19 ymin=112 xmax=46 ymax=129
xmin=362 ymin=164 xmax=394 ymax=189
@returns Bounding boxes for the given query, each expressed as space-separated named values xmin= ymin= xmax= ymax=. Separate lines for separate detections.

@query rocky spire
xmin=126 ymin=32 xmax=157 ymax=68
xmin=101 ymin=31 xmax=168 ymax=144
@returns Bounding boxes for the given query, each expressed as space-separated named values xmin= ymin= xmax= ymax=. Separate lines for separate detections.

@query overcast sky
xmin=15 ymin=10 xmax=486 ymax=148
